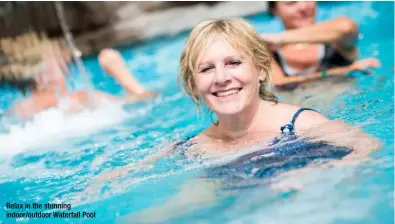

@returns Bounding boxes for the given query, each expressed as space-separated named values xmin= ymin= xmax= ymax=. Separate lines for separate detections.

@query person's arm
xmin=76 ymin=145 xmax=176 ymax=202
xmin=98 ymin=48 xmax=158 ymax=102
xmin=271 ymin=58 xmax=381 ymax=87
xmin=267 ymin=110 xmax=381 ymax=192
xmin=263 ymin=16 xmax=359 ymax=61
xmin=271 ymin=60 xmax=350 ymax=87
xmin=10 ymin=94 xmax=56 ymax=120
xmin=294 ymin=110 xmax=381 ymax=160
xmin=98 ymin=48 xmax=152 ymax=96
xmin=94 ymin=145 xmax=174 ymax=180
xmin=120 ymin=178 xmax=224 ymax=223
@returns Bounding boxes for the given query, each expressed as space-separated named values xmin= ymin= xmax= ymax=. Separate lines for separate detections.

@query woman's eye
xmin=228 ymin=60 xmax=241 ymax=66
xmin=200 ymin=66 xmax=214 ymax=73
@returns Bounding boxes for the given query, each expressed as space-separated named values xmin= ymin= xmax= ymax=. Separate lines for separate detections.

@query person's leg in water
xmin=98 ymin=48 xmax=158 ymax=102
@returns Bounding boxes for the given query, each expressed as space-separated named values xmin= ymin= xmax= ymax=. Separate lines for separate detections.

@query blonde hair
xmin=178 ymin=17 xmax=278 ymax=108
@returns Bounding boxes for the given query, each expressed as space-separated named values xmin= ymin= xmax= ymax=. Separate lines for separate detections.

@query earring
xmin=210 ymin=111 xmax=218 ymax=126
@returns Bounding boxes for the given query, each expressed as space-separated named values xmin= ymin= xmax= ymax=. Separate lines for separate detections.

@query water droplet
xmin=358 ymin=33 xmax=364 ymax=40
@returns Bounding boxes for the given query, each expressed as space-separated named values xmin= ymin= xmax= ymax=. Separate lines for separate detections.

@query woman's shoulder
xmin=182 ymin=126 xmax=225 ymax=155
xmin=188 ymin=126 xmax=213 ymax=147
xmin=270 ymin=102 xmax=330 ymax=132
xmin=173 ymin=126 xmax=212 ymax=148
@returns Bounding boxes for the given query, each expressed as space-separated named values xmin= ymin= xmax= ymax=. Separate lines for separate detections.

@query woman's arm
xmin=75 ymin=144 xmax=177 ymax=203
xmin=98 ymin=48 xmax=158 ymax=102
xmin=271 ymin=60 xmax=351 ymax=87
xmin=271 ymin=58 xmax=380 ymax=87
xmin=98 ymin=48 xmax=152 ymax=96
xmin=121 ymin=178 xmax=224 ymax=223
xmin=263 ymin=16 xmax=359 ymax=61
xmin=294 ymin=110 xmax=381 ymax=159
xmin=93 ymin=142 xmax=178 ymax=181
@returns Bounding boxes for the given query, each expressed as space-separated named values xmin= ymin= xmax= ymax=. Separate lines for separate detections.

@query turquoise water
xmin=0 ymin=1 xmax=393 ymax=224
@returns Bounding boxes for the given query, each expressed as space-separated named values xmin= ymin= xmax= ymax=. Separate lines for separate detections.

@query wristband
xmin=321 ymin=69 xmax=328 ymax=78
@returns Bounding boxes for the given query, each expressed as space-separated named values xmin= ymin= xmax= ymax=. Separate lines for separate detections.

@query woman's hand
xmin=261 ymin=33 xmax=284 ymax=51
xmin=348 ymin=58 xmax=381 ymax=75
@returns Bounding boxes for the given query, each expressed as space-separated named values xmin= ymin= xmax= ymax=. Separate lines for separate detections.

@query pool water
xmin=0 ymin=1 xmax=393 ymax=224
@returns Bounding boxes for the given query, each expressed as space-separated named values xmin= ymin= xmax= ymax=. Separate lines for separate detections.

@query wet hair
xmin=0 ymin=55 xmax=45 ymax=95
xmin=0 ymin=68 xmax=38 ymax=95
xmin=11 ymin=79 xmax=37 ymax=95
xmin=0 ymin=31 xmax=71 ymax=95
xmin=178 ymin=17 xmax=278 ymax=109
xmin=268 ymin=1 xmax=277 ymax=16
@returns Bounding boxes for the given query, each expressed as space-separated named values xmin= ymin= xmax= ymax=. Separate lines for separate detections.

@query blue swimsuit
xmin=174 ymin=108 xmax=353 ymax=180
xmin=205 ymin=108 xmax=353 ymax=179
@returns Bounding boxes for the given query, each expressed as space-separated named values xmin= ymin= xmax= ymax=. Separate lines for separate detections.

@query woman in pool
xmin=176 ymin=17 xmax=379 ymax=158
xmin=89 ymin=18 xmax=380 ymax=222
xmin=97 ymin=17 xmax=380 ymax=179
xmin=261 ymin=1 xmax=381 ymax=87
xmin=7 ymin=48 xmax=156 ymax=119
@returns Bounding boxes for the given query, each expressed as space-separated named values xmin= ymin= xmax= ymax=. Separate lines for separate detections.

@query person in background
xmin=261 ymin=1 xmax=380 ymax=88
xmin=6 ymin=48 xmax=156 ymax=119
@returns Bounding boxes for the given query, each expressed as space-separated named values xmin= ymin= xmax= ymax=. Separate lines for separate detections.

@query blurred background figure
xmin=0 ymin=33 xmax=156 ymax=119
xmin=0 ymin=2 xmax=230 ymax=119
xmin=0 ymin=32 xmax=72 ymax=94
xmin=261 ymin=1 xmax=381 ymax=89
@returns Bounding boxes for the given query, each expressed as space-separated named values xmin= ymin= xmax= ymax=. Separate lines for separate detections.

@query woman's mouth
xmin=212 ymin=88 xmax=242 ymax=97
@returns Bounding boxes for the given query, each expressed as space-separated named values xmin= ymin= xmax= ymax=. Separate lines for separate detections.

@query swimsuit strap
xmin=280 ymin=108 xmax=318 ymax=134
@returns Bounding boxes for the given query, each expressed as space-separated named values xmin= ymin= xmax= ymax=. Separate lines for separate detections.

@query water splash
xmin=0 ymin=102 xmax=130 ymax=156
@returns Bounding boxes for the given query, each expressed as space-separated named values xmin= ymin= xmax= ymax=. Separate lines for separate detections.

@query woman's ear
xmin=259 ymin=69 xmax=267 ymax=82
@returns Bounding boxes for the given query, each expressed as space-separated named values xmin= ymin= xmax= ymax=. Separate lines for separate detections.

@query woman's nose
xmin=214 ymin=65 xmax=231 ymax=86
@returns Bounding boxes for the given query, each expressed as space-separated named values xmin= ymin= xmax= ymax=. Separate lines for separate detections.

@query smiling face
xmin=193 ymin=35 xmax=265 ymax=115
xmin=273 ymin=1 xmax=317 ymax=29
xmin=179 ymin=18 xmax=276 ymax=115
